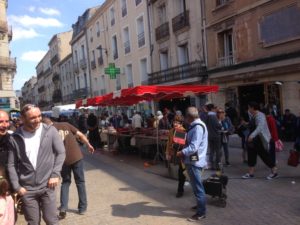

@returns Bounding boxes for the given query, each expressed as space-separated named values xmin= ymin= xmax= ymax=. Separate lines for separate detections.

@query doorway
xmin=238 ymin=84 xmax=264 ymax=119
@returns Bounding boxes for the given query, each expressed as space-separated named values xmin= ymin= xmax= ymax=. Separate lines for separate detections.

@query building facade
xmin=21 ymin=76 xmax=37 ymax=106
xmin=205 ymin=0 xmax=300 ymax=114
xmin=147 ymin=0 xmax=207 ymax=108
xmin=59 ymin=53 xmax=75 ymax=104
xmin=0 ymin=0 xmax=17 ymax=110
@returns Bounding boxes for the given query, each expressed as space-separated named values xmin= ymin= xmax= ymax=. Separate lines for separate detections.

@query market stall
xmin=75 ymin=84 xmax=219 ymax=161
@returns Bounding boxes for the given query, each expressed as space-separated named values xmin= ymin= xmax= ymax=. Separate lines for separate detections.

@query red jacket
xmin=266 ymin=115 xmax=279 ymax=141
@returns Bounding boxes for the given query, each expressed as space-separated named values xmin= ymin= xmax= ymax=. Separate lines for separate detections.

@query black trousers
xmin=247 ymin=137 xmax=275 ymax=168
xmin=177 ymin=163 xmax=186 ymax=194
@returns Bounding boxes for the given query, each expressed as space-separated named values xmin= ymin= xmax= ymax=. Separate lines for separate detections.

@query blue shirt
xmin=182 ymin=118 xmax=208 ymax=168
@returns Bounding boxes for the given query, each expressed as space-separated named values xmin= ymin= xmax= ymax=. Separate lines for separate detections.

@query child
xmin=0 ymin=176 xmax=15 ymax=225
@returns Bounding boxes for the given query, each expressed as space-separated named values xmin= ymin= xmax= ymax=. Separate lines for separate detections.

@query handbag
xmin=172 ymin=128 xmax=186 ymax=151
xmin=287 ymin=150 xmax=300 ymax=167
xmin=275 ymin=140 xmax=284 ymax=152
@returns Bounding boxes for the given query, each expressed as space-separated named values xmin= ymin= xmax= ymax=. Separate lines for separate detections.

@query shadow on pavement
xmin=111 ymin=201 xmax=185 ymax=219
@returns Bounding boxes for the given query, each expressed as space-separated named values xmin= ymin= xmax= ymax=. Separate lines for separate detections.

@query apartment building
xmin=205 ymin=0 xmax=300 ymax=114
xmin=0 ymin=0 xmax=17 ymax=110
xmin=147 ymin=0 xmax=207 ymax=108
xmin=59 ymin=53 xmax=75 ymax=104
xmin=48 ymin=31 xmax=73 ymax=105
xmin=85 ymin=0 xmax=151 ymax=100
xmin=70 ymin=6 xmax=100 ymax=101
xmin=21 ymin=76 xmax=37 ymax=105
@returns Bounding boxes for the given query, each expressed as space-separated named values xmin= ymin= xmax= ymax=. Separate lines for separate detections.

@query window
xmin=121 ymin=0 xmax=127 ymax=17
xmin=158 ymin=4 xmax=167 ymax=24
xmin=140 ymin=58 xmax=148 ymax=84
xmin=90 ymin=28 xmax=93 ymax=42
xmin=110 ymin=7 xmax=115 ymax=26
xmin=216 ymin=0 xmax=229 ymax=7
xmin=123 ymin=27 xmax=130 ymax=54
xmin=160 ymin=51 xmax=168 ymax=70
xmin=218 ymin=29 xmax=234 ymax=66
xmin=135 ymin=0 xmax=142 ymax=6
xmin=96 ymin=21 xmax=100 ymax=37
xmin=137 ymin=16 xmax=145 ymax=48
xmin=112 ymin=35 xmax=118 ymax=60
xmin=116 ymin=74 xmax=121 ymax=90
xmin=125 ymin=64 xmax=133 ymax=87
xmin=177 ymin=44 xmax=189 ymax=65
xmin=81 ymin=45 xmax=85 ymax=60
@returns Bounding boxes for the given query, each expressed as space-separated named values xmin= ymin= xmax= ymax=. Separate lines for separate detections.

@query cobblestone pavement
xmin=16 ymin=136 xmax=300 ymax=225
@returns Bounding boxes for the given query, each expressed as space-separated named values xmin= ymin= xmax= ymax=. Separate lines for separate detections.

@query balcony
xmin=44 ymin=67 xmax=52 ymax=76
xmin=0 ymin=20 xmax=8 ymax=33
xmin=38 ymin=85 xmax=45 ymax=93
xmin=52 ymin=89 xmax=62 ymax=103
xmin=172 ymin=10 xmax=190 ymax=33
xmin=50 ymin=54 xmax=59 ymax=66
xmin=91 ymin=60 xmax=96 ymax=69
xmin=138 ymin=32 xmax=145 ymax=48
xmin=52 ymin=72 xmax=60 ymax=82
xmin=124 ymin=41 xmax=130 ymax=54
xmin=122 ymin=6 xmax=127 ymax=17
xmin=0 ymin=57 xmax=16 ymax=70
xmin=73 ymin=63 xmax=79 ymax=73
xmin=148 ymin=61 xmax=207 ymax=85
xmin=155 ymin=22 xmax=170 ymax=42
xmin=218 ymin=55 xmax=235 ymax=67
xmin=80 ymin=59 xmax=87 ymax=70
xmin=62 ymin=93 xmax=75 ymax=104
xmin=37 ymin=70 xmax=44 ymax=79
xmin=73 ymin=87 xmax=89 ymax=99
xmin=98 ymin=56 xmax=103 ymax=66
xmin=135 ymin=0 xmax=142 ymax=6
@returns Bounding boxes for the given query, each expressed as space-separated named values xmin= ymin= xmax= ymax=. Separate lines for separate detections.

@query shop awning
xmin=76 ymin=84 xmax=219 ymax=107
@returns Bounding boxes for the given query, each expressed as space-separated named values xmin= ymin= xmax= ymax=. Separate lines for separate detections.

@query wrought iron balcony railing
xmin=50 ymin=54 xmax=59 ymax=66
xmin=98 ymin=56 xmax=103 ymax=66
xmin=217 ymin=55 xmax=235 ymax=67
xmin=148 ymin=61 xmax=207 ymax=84
xmin=172 ymin=10 xmax=190 ymax=33
xmin=155 ymin=22 xmax=170 ymax=41
xmin=38 ymin=86 xmax=45 ymax=93
xmin=52 ymin=72 xmax=60 ymax=82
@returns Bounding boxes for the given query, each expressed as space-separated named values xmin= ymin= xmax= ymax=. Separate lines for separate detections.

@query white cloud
xmin=12 ymin=27 xmax=41 ymax=41
xmin=39 ymin=7 xmax=61 ymax=16
xmin=21 ymin=50 xmax=47 ymax=62
xmin=8 ymin=15 xmax=64 ymax=28
xmin=28 ymin=6 xmax=36 ymax=12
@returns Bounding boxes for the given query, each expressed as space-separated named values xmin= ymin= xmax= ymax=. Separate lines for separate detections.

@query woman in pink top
xmin=0 ymin=176 xmax=15 ymax=225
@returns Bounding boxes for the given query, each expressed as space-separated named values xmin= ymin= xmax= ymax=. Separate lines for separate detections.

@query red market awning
xmin=95 ymin=85 xmax=219 ymax=106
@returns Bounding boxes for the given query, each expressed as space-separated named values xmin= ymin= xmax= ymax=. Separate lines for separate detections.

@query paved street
xmin=16 ymin=136 xmax=300 ymax=225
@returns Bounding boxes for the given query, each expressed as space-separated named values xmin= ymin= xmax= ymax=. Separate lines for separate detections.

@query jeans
xmin=186 ymin=164 xmax=206 ymax=216
xmin=209 ymin=138 xmax=222 ymax=169
xmin=222 ymin=142 xmax=229 ymax=163
xmin=60 ymin=159 xmax=87 ymax=212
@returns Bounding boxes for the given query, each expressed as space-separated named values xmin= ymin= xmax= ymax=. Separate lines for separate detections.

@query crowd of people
xmin=0 ymin=101 xmax=299 ymax=224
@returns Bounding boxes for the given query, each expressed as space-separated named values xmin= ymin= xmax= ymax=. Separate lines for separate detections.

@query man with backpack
xmin=176 ymin=107 xmax=208 ymax=222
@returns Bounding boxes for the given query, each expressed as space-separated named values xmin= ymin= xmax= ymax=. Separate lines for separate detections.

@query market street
xmin=17 ymin=137 xmax=300 ymax=225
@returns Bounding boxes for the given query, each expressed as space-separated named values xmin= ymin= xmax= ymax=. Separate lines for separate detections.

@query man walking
xmin=176 ymin=107 xmax=208 ymax=221
xmin=7 ymin=104 xmax=65 ymax=225
xmin=42 ymin=116 xmax=94 ymax=219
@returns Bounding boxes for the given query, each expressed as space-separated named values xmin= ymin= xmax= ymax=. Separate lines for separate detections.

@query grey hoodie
xmin=7 ymin=123 xmax=65 ymax=192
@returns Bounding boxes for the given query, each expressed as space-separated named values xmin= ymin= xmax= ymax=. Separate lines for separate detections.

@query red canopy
xmin=76 ymin=85 xmax=218 ymax=108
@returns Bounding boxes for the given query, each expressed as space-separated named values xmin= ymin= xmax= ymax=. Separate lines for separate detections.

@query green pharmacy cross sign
xmin=105 ymin=63 xmax=120 ymax=79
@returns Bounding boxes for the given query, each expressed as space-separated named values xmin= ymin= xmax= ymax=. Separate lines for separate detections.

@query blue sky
xmin=7 ymin=0 xmax=105 ymax=90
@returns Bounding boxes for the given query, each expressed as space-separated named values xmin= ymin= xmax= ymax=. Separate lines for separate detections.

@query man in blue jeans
xmin=177 ymin=106 xmax=208 ymax=222
xmin=43 ymin=116 xmax=94 ymax=219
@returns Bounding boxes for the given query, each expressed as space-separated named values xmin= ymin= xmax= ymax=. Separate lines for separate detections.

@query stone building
xmin=205 ymin=0 xmax=300 ymax=115
xmin=0 ymin=0 xmax=17 ymax=110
